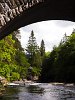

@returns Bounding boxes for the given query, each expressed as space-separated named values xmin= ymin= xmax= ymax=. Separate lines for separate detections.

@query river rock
xmin=0 ymin=76 xmax=8 ymax=87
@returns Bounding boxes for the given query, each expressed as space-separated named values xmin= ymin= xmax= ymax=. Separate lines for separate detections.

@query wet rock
xmin=0 ymin=76 xmax=8 ymax=87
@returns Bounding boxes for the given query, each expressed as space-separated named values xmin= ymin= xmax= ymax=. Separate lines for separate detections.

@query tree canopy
xmin=40 ymin=30 xmax=75 ymax=83
xmin=1 ymin=28 xmax=75 ymax=83
xmin=26 ymin=30 xmax=43 ymax=77
xmin=0 ymin=31 xmax=30 ymax=81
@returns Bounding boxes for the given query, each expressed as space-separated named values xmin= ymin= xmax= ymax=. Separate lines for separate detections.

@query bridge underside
xmin=0 ymin=0 xmax=75 ymax=39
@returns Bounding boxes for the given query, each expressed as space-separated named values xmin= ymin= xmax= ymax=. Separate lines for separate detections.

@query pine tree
xmin=40 ymin=39 xmax=45 ymax=58
xmin=26 ymin=30 xmax=37 ymax=65
xmin=26 ymin=30 xmax=42 ymax=68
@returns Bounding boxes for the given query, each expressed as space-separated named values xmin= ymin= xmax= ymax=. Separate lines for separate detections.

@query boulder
xmin=0 ymin=76 xmax=8 ymax=87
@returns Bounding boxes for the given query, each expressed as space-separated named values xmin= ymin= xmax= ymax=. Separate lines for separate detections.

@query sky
xmin=19 ymin=20 xmax=75 ymax=52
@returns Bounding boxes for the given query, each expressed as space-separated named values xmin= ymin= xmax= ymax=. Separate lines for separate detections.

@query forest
xmin=0 ymin=30 xmax=45 ymax=81
xmin=0 ymin=29 xmax=75 ymax=83
xmin=40 ymin=29 xmax=75 ymax=83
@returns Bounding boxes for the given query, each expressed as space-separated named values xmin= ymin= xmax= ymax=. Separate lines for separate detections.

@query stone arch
xmin=0 ymin=0 xmax=75 ymax=39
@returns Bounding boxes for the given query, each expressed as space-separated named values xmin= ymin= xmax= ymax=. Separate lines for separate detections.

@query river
xmin=0 ymin=83 xmax=75 ymax=100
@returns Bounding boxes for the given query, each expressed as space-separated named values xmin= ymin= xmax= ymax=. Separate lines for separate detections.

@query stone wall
xmin=0 ymin=0 xmax=44 ymax=28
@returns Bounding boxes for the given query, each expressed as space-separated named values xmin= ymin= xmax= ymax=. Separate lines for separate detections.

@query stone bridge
xmin=0 ymin=0 xmax=74 ymax=39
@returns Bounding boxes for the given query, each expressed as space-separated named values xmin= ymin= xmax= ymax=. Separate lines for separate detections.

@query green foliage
xmin=15 ymin=51 xmax=30 ymax=78
xmin=0 ymin=30 xmax=47 ymax=81
xmin=32 ymin=67 xmax=41 ymax=76
xmin=26 ymin=30 xmax=42 ymax=76
xmin=40 ymin=40 xmax=45 ymax=57
xmin=26 ymin=30 xmax=38 ymax=56
xmin=45 ymin=52 xmax=50 ymax=58
xmin=10 ymin=72 xmax=20 ymax=81
xmin=40 ymin=30 xmax=75 ymax=83
xmin=0 ymin=31 xmax=30 ymax=81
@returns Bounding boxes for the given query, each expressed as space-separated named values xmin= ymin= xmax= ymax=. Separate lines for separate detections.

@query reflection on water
xmin=27 ymin=85 xmax=44 ymax=94
xmin=0 ymin=83 xmax=75 ymax=100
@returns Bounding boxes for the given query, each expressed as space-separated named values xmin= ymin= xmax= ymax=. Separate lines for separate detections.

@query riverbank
xmin=7 ymin=80 xmax=75 ymax=87
xmin=50 ymin=82 xmax=75 ymax=87
xmin=12 ymin=79 xmax=35 ymax=86
xmin=0 ymin=76 xmax=8 ymax=87
xmin=0 ymin=85 xmax=5 ymax=96
xmin=0 ymin=75 xmax=75 ymax=88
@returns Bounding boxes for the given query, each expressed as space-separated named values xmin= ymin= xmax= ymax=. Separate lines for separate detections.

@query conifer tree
xmin=40 ymin=39 xmax=45 ymax=57
xmin=26 ymin=30 xmax=38 ymax=56
xmin=26 ymin=30 xmax=42 ymax=69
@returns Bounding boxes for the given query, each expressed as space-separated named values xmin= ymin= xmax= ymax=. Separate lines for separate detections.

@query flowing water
xmin=0 ymin=83 xmax=75 ymax=100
